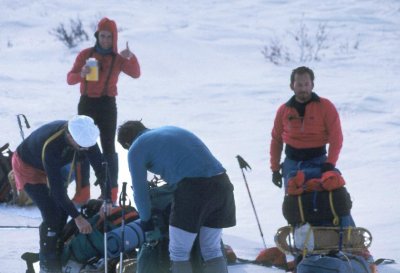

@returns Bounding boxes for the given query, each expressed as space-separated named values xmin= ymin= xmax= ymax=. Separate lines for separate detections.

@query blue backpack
xmin=297 ymin=252 xmax=371 ymax=273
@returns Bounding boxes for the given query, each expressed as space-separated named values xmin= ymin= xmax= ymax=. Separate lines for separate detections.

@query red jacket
xmin=67 ymin=18 xmax=140 ymax=97
xmin=270 ymin=94 xmax=343 ymax=171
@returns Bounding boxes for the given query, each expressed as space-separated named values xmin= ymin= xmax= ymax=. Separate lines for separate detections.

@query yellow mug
xmin=86 ymin=58 xmax=98 ymax=81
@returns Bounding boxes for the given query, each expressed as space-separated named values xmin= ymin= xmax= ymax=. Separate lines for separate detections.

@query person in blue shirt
xmin=12 ymin=115 xmax=112 ymax=273
xmin=117 ymin=120 xmax=236 ymax=273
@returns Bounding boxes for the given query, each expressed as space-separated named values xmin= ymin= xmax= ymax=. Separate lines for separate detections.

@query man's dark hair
xmin=117 ymin=120 xmax=147 ymax=149
xmin=290 ymin=66 xmax=315 ymax=85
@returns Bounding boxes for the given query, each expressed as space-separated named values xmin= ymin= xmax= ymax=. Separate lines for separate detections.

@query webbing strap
xmin=297 ymin=196 xmax=306 ymax=224
xmin=346 ymin=227 xmax=352 ymax=242
xmin=302 ymin=226 xmax=313 ymax=257
xmin=101 ymin=54 xmax=116 ymax=96
xmin=328 ymin=191 xmax=340 ymax=226
xmin=41 ymin=128 xmax=76 ymax=187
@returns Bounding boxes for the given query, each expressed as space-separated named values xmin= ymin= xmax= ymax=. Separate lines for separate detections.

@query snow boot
xmin=203 ymin=256 xmax=228 ymax=273
xmin=171 ymin=261 xmax=193 ymax=273
xmin=39 ymin=224 xmax=62 ymax=273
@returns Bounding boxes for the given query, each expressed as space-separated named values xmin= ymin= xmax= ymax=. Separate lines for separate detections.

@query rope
xmin=328 ymin=191 xmax=339 ymax=226
xmin=298 ymin=196 xmax=305 ymax=224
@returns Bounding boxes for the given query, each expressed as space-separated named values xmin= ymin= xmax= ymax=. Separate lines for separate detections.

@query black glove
xmin=141 ymin=219 xmax=162 ymax=242
xmin=321 ymin=162 xmax=335 ymax=173
xmin=272 ymin=171 xmax=283 ymax=188
xmin=140 ymin=219 xmax=155 ymax=232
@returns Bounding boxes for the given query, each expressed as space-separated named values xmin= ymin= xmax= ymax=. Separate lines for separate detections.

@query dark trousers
xmin=78 ymin=95 xmax=117 ymax=155
xmin=24 ymin=183 xmax=68 ymax=268
xmin=78 ymin=95 xmax=119 ymax=189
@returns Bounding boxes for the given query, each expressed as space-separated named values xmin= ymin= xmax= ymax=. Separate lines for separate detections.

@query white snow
xmin=0 ymin=0 xmax=399 ymax=272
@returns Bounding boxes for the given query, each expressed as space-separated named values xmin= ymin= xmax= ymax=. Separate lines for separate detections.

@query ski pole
xmin=0 ymin=225 xmax=39 ymax=229
xmin=236 ymin=155 xmax=267 ymax=249
xmin=119 ymin=182 xmax=130 ymax=273
xmin=16 ymin=114 xmax=30 ymax=140
xmin=102 ymin=161 xmax=110 ymax=273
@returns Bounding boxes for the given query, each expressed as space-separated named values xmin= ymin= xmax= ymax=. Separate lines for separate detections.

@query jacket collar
xmin=285 ymin=92 xmax=320 ymax=107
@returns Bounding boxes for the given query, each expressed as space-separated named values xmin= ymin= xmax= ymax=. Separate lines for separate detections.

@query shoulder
xmin=317 ymin=97 xmax=337 ymax=109
xmin=77 ymin=47 xmax=94 ymax=58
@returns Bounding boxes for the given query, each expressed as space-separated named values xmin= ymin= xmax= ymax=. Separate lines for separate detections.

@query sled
xmin=275 ymin=225 xmax=372 ymax=254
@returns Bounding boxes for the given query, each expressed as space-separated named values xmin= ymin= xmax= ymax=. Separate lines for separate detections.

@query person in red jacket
xmin=269 ymin=66 xmax=343 ymax=192
xmin=67 ymin=17 xmax=140 ymax=203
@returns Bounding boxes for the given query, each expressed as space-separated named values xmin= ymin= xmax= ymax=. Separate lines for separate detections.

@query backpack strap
xmin=41 ymin=128 xmax=76 ymax=187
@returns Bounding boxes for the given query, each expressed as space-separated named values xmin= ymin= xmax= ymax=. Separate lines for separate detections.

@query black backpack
xmin=0 ymin=143 xmax=13 ymax=203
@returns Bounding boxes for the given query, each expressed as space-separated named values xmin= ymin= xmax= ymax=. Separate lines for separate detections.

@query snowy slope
xmin=0 ymin=0 xmax=400 ymax=272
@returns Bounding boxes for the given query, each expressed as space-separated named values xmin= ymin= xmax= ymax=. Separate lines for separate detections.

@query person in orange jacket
xmin=269 ymin=66 xmax=343 ymax=192
xmin=67 ymin=17 xmax=141 ymax=203
xmin=269 ymin=66 xmax=377 ymax=273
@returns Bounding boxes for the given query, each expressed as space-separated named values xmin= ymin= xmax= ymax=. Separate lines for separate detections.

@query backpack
xmin=0 ymin=143 xmax=13 ymax=203
xmin=61 ymin=200 xmax=140 ymax=266
xmin=282 ymin=187 xmax=352 ymax=226
xmin=136 ymin=179 xmax=177 ymax=273
xmin=297 ymin=251 xmax=371 ymax=273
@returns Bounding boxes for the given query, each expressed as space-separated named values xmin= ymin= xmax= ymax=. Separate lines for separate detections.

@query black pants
xmin=78 ymin=95 xmax=117 ymax=155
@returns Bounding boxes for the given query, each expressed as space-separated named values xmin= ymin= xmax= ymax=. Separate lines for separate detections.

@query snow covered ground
xmin=0 ymin=0 xmax=399 ymax=272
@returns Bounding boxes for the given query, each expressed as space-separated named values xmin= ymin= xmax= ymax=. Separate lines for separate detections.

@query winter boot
xmin=171 ymin=261 xmax=193 ymax=273
xmin=203 ymin=256 xmax=228 ymax=273
xmin=39 ymin=224 xmax=62 ymax=273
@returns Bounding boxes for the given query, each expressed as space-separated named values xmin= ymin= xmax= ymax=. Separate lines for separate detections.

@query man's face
xmin=98 ymin=30 xmax=113 ymax=50
xmin=291 ymin=73 xmax=314 ymax=103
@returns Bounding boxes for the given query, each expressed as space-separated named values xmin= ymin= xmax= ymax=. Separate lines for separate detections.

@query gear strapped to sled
xmin=275 ymin=225 xmax=372 ymax=255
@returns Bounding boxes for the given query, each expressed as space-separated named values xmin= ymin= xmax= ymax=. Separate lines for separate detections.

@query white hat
xmin=68 ymin=115 xmax=100 ymax=148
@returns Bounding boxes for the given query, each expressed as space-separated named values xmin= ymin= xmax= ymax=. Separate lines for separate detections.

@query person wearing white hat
xmin=12 ymin=115 xmax=112 ymax=273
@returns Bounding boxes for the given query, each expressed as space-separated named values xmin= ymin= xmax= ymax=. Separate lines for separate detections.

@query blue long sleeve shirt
xmin=16 ymin=120 xmax=106 ymax=218
xmin=128 ymin=126 xmax=225 ymax=221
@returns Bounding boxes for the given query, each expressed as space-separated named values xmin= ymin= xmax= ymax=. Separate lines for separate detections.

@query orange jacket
xmin=67 ymin=17 xmax=140 ymax=97
xmin=270 ymin=94 xmax=343 ymax=171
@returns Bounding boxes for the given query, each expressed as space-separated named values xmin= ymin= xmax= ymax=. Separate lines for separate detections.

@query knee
xmin=169 ymin=226 xmax=196 ymax=261
xmin=200 ymin=244 xmax=223 ymax=261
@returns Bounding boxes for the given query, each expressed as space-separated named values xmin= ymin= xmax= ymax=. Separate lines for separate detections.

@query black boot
xmin=39 ymin=224 xmax=62 ymax=273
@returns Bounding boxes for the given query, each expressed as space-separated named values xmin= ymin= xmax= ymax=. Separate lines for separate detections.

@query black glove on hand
xmin=272 ymin=171 xmax=283 ymax=188
xmin=141 ymin=219 xmax=162 ymax=242
xmin=321 ymin=162 xmax=335 ymax=173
